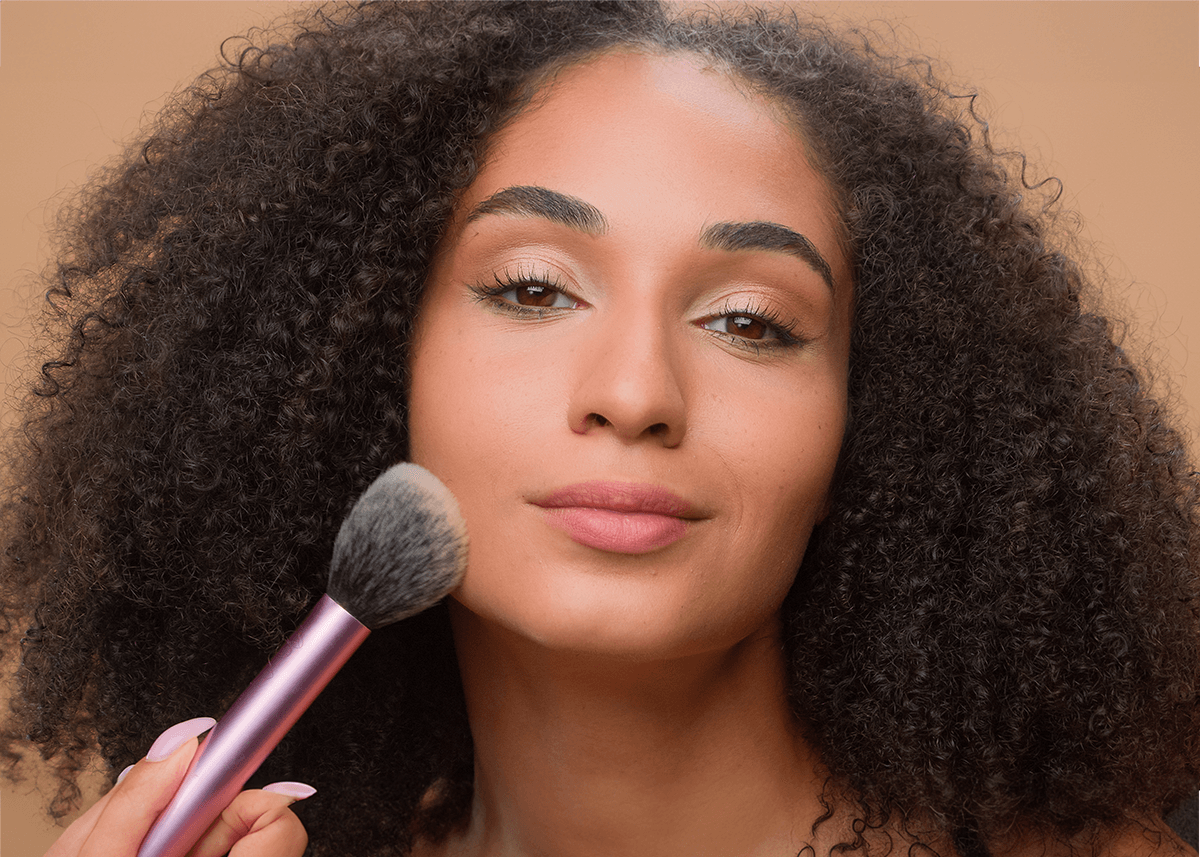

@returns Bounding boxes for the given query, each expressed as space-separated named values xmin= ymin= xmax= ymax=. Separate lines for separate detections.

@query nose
xmin=566 ymin=309 xmax=687 ymax=448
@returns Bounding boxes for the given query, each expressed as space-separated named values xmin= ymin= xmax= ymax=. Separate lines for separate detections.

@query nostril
xmin=578 ymin=413 xmax=676 ymax=443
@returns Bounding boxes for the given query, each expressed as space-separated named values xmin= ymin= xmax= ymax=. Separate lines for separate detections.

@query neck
xmin=442 ymin=601 xmax=831 ymax=857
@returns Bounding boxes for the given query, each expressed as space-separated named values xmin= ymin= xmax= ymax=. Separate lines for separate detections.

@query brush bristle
xmin=327 ymin=463 xmax=468 ymax=629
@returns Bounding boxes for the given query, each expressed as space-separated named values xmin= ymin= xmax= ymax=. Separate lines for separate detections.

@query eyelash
xmin=469 ymin=268 xmax=580 ymax=319
xmin=469 ymin=270 xmax=805 ymax=353
xmin=699 ymin=299 xmax=804 ymax=354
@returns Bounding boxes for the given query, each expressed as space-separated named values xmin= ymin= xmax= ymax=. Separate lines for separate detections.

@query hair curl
xmin=2 ymin=3 xmax=1197 ymax=855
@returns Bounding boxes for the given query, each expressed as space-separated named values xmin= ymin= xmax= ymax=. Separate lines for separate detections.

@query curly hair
xmin=2 ymin=2 xmax=1197 ymax=855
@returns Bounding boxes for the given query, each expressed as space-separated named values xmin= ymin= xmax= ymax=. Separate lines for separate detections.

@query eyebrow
xmin=700 ymin=221 xmax=834 ymax=291
xmin=467 ymin=185 xmax=834 ymax=291
xmin=467 ymin=186 xmax=609 ymax=234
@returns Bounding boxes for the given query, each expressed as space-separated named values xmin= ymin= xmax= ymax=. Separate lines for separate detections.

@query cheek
xmin=409 ymin=309 xmax=481 ymax=481
xmin=719 ymin=374 xmax=844 ymax=492
xmin=410 ymin=340 xmax=500 ymax=479
xmin=712 ymin=377 xmax=845 ymax=562
xmin=407 ymin=317 xmax=557 ymax=532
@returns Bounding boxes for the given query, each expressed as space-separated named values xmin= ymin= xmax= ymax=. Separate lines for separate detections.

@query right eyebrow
xmin=466 ymin=185 xmax=609 ymax=235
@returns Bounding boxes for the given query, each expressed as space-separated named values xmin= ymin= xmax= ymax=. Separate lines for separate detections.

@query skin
xmin=410 ymin=48 xmax=852 ymax=668
xmin=43 ymin=44 xmax=1191 ymax=857
xmin=407 ymin=50 xmax=853 ymax=857
xmin=47 ymin=48 xmax=853 ymax=857
xmin=45 ymin=732 xmax=308 ymax=857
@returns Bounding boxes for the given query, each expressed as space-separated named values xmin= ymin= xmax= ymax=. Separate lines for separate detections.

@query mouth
xmin=531 ymin=481 xmax=702 ymax=554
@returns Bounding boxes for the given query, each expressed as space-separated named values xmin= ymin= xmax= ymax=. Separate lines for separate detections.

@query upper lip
xmin=532 ymin=481 xmax=703 ymax=518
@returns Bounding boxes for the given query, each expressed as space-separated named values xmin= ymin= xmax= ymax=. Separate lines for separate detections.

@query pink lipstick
xmin=533 ymin=481 xmax=698 ymax=554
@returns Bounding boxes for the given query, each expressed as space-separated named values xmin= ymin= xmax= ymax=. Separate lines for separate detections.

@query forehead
xmin=445 ymin=51 xmax=850 ymax=288
xmin=480 ymin=49 xmax=819 ymax=200
xmin=448 ymin=50 xmax=847 ymax=284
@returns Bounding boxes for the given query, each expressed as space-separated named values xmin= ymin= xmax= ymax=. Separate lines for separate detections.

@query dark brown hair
xmin=2 ymin=3 xmax=1196 ymax=855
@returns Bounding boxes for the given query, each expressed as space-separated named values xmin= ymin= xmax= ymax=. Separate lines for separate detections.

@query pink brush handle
xmin=138 ymin=594 xmax=370 ymax=857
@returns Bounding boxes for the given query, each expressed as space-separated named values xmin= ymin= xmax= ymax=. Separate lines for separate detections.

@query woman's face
xmin=409 ymin=50 xmax=852 ymax=660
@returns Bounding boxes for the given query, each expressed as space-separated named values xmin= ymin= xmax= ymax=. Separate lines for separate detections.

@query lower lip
xmin=540 ymin=507 xmax=689 ymax=554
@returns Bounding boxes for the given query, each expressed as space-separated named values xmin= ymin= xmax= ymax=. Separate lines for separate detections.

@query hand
xmin=46 ymin=718 xmax=311 ymax=857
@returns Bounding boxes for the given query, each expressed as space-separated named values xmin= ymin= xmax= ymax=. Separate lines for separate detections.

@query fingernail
xmin=147 ymin=717 xmax=217 ymax=762
xmin=116 ymin=764 xmax=135 ymax=785
xmin=263 ymin=781 xmax=317 ymax=801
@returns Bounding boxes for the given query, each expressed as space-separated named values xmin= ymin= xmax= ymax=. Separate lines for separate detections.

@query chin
xmin=449 ymin=580 xmax=783 ymax=664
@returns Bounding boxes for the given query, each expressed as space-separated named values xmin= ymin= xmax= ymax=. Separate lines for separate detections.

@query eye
xmin=702 ymin=314 xmax=776 ymax=341
xmin=470 ymin=269 xmax=587 ymax=318
xmin=496 ymin=282 xmax=579 ymax=309
xmin=697 ymin=303 xmax=801 ymax=351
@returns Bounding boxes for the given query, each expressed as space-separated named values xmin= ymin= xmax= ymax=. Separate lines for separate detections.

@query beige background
xmin=1 ymin=2 xmax=1197 ymax=854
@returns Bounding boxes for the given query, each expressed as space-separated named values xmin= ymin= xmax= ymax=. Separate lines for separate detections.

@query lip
xmin=532 ymin=481 xmax=702 ymax=554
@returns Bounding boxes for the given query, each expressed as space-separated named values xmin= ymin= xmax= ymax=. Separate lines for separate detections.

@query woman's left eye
xmin=698 ymin=309 xmax=800 ymax=350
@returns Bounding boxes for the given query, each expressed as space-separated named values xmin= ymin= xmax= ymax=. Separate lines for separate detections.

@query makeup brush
xmin=137 ymin=463 xmax=468 ymax=857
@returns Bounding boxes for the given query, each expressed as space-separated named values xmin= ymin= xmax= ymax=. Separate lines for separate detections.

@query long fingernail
xmin=147 ymin=717 xmax=217 ymax=762
xmin=263 ymin=781 xmax=317 ymax=801
xmin=116 ymin=764 xmax=135 ymax=785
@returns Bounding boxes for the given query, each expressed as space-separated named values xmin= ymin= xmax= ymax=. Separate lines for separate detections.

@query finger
xmin=186 ymin=785 xmax=313 ymax=857
xmin=45 ymin=726 xmax=204 ymax=857
xmin=66 ymin=718 xmax=215 ymax=857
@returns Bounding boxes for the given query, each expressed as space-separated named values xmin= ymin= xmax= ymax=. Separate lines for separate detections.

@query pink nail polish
xmin=116 ymin=764 xmax=135 ymax=785
xmin=263 ymin=781 xmax=317 ymax=801
xmin=146 ymin=717 xmax=217 ymax=762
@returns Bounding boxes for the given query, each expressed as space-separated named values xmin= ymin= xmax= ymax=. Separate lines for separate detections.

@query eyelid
xmin=468 ymin=263 xmax=588 ymax=317
xmin=467 ymin=261 xmax=808 ymax=353
xmin=696 ymin=298 xmax=805 ymax=353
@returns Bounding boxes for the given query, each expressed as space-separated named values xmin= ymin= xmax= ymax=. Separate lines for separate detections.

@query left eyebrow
xmin=700 ymin=221 xmax=834 ymax=291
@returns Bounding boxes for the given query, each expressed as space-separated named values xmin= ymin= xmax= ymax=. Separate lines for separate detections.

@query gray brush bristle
xmin=328 ymin=463 xmax=468 ymax=629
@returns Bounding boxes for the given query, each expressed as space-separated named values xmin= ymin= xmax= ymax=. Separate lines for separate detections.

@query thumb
xmin=188 ymin=784 xmax=313 ymax=857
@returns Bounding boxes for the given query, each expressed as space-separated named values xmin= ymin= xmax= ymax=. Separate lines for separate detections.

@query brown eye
xmin=475 ymin=279 xmax=584 ymax=314
xmin=701 ymin=313 xmax=776 ymax=342
xmin=513 ymin=284 xmax=561 ymax=307
xmin=495 ymin=282 xmax=580 ymax=310
xmin=726 ymin=314 xmax=768 ymax=340
xmin=697 ymin=306 xmax=801 ymax=351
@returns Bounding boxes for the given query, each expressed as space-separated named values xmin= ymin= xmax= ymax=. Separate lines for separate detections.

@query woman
xmin=2 ymin=2 xmax=1196 ymax=855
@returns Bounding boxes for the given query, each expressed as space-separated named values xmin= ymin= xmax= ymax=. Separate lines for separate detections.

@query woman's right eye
xmin=496 ymin=283 xmax=578 ymax=309
xmin=470 ymin=276 xmax=586 ymax=316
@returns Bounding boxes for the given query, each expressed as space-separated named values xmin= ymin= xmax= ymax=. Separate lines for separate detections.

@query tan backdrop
xmin=1 ymin=2 xmax=1197 ymax=854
